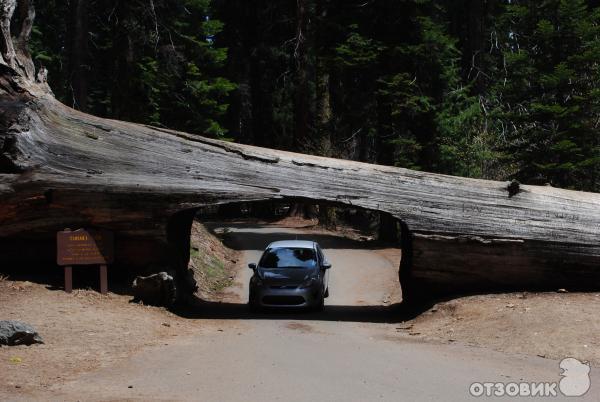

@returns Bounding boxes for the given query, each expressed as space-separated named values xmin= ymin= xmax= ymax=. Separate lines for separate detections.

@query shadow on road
xmin=172 ymin=297 xmax=429 ymax=324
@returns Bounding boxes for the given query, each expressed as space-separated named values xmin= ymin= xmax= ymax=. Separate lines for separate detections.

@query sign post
xmin=64 ymin=266 xmax=73 ymax=293
xmin=57 ymin=228 xmax=114 ymax=294
xmin=100 ymin=265 xmax=108 ymax=294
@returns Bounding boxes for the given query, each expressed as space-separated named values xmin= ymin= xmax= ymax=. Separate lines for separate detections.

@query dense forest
xmin=32 ymin=0 xmax=600 ymax=192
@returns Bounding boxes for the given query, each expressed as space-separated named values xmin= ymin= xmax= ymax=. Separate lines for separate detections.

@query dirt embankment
xmin=189 ymin=221 xmax=241 ymax=301
xmin=393 ymin=291 xmax=600 ymax=365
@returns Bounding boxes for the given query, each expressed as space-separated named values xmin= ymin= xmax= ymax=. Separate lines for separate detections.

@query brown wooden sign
xmin=57 ymin=229 xmax=114 ymax=266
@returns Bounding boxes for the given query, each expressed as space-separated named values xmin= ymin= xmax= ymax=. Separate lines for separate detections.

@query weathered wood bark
xmin=1 ymin=0 xmax=600 ymax=303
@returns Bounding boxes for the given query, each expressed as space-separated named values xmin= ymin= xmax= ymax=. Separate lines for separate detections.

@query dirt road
xmin=5 ymin=224 xmax=600 ymax=401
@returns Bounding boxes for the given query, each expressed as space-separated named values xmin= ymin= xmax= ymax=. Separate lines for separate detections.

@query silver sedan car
xmin=248 ymin=240 xmax=331 ymax=311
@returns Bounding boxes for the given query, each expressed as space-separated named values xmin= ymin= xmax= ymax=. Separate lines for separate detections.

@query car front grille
xmin=262 ymin=296 xmax=305 ymax=305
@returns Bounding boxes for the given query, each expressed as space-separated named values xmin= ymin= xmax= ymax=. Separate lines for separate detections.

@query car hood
xmin=258 ymin=267 xmax=316 ymax=285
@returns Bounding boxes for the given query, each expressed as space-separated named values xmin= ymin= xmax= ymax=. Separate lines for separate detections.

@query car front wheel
xmin=248 ymin=288 xmax=259 ymax=312
xmin=312 ymin=290 xmax=325 ymax=312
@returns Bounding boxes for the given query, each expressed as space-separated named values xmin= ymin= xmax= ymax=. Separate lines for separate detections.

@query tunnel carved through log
xmin=1 ymin=0 xmax=600 ymax=302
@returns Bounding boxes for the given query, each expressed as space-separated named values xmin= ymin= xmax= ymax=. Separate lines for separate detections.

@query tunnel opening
xmin=0 ymin=194 xmax=412 ymax=319
xmin=166 ymin=198 xmax=413 ymax=320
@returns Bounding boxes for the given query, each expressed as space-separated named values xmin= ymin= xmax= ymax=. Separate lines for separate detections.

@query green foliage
xmin=374 ymin=9 xmax=488 ymax=175
xmin=32 ymin=0 xmax=234 ymax=138
xmin=488 ymin=0 xmax=600 ymax=190
xmin=335 ymin=29 xmax=383 ymax=67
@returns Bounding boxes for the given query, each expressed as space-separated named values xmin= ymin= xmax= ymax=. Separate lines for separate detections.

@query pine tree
xmin=489 ymin=0 xmax=600 ymax=190
xmin=32 ymin=0 xmax=235 ymax=138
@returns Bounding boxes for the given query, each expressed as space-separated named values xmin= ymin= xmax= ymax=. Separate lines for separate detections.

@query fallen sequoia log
xmin=1 ymin=0 xmax=599 ymax=303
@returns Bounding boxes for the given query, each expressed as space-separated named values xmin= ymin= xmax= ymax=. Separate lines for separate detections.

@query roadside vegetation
xmin=188 ymin=221 xmax=239 ymax=300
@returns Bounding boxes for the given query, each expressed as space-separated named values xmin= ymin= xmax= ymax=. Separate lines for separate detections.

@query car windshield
xmin=259 ymin=247 xmax=317 ymax=269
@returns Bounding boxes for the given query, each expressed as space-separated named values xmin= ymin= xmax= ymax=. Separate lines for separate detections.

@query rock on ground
xmin=0 ymin=320 xmax=43 ymax=346
xmin=132 ymin=272 xmax=177 ymax=307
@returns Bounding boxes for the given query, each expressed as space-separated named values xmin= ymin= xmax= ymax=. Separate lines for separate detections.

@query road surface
xmin=42 ymin=224 xmax=599 ymax=401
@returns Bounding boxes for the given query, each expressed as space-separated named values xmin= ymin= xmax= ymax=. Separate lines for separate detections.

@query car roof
xmin=267 ymin=240 xmax=316 ymax=249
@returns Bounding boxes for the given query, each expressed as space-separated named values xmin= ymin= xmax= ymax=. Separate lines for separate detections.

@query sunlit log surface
xmin=1 ymin=0 xmax=599 ymax=302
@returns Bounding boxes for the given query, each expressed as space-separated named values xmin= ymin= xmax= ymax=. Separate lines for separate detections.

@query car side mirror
xmin=322 ymin=262 xmax=332 ymax=270
xmin=248 ymin=263 xmax=257 ymax=270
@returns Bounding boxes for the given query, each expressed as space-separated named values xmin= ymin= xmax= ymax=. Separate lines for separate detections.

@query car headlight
xmin=299 ymin=277 xmax=317 ymax=289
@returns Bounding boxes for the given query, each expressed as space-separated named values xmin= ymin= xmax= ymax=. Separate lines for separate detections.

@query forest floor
xmin=1 ymin=219 xmax=599 ymax=399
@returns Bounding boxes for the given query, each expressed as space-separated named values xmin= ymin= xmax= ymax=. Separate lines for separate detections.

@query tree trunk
xmin=315 ymin=0 xmax=332 ymax=156
xmin=110 ymin=2 xmax=133 ymax=121
xmin=293 ymin=0 xmax=310 ymax=152
xmin=318 ymin=204 xmax=336 ymax=229
xmin=378 ymin=212 xmax=398 ymax=243
xmin=67 ymin=0 xmax=88 ymax=111
xmin=287 ymin=203 xmax=317 ymax=219
xmin=1 ymin=0 xmax=600 ymax=304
